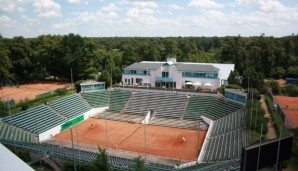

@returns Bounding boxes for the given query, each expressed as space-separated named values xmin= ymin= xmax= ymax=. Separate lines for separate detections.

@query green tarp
xmin=61 ymin=115 xmax=84 ymax=131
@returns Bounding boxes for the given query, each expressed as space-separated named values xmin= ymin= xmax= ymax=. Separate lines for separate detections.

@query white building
xmin=122 ymin=58 xmax=234 ymax=90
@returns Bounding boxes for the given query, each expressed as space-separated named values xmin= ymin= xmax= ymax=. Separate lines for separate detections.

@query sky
xmin=0 ymin=0 xmax=298 ymax=38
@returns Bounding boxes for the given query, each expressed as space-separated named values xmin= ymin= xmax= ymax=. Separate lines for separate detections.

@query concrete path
xmin=260 ymin=95 xmax=278 ymax=139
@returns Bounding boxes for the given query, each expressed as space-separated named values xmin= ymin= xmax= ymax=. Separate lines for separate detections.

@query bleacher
xmin=108 ymin=90 xmax=131 ymax=113
xmin=202 ymin=128 xmax=248 ymax=162
xmin=123 ymin=92 xmax=187 ymax=119
xmin=48 ymin=94 xmax=92 ymax=120
xmin=200 ymin=110 xmax=248 ymax=162
xmin=203 ymin=98 xmax=243 ymax=120
xmin=184 ymin=95 xmax=216 ymax=121
xmin=81 ymin=91 xmax=109 ymax=107
xmin=211 ymin=110 xmax=245 ymax=136
xmin=180 ymin=160 xmax=240 ymax=171
xmin=2 ymin=104 xmax=65 ymax=134
xmin=0 ymin=121 xmax=38 ymax=143
xmin=0 ymin=139 xmax=174 ymax=171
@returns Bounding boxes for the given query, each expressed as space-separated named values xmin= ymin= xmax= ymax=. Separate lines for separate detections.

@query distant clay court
xmin=0 ymin=81 xmax=70 ymax=102
xmin=54 ymin=118 xmax=206 ymax=161
xmin=275 ymin=95 xmax=298 ymax=128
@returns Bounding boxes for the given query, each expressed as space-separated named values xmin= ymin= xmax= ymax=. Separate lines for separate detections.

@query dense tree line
xmin=1 ymin=33 xmax=298 ymax=88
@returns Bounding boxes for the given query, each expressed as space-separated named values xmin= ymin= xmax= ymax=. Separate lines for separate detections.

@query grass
xmin=264 ymin=95 xmax=289 ymax=136
xmin=285 ymin=155 xmax=298 ymax=171
xmin=248 ymin=130 xmax=265 ymax=145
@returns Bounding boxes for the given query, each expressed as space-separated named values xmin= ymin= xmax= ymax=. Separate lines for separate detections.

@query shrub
xmin=55 ymin=88 xmax=67 ymax=96
xmin=226 ymin=84 xmax=243 ymax=89
xmin=264 ymin=95 xmax=288 ymax=136
xmin=75 ymin=80 xmax=85 ymax=93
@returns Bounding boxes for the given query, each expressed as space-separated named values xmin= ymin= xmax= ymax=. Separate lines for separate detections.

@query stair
xmin=180 ymin=97 xmax=190 ymax=120
xmin=120 ymin=92 xmax=133 ymax=114
xmin=42 ymin=155 xmax=62 ymax=171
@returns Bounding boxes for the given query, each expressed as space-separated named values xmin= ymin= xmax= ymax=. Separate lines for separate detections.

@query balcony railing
xmin=155 ymin=77 xmax=174 ymax=81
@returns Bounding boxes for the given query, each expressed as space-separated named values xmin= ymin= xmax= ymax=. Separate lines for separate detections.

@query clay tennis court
xmin=274 ymin=95 xmax=298 ymax=128
xmin=54 ymin=118 xmax=206 ymax=161
xmin=0 ymin=81 xmax=70 ymax=102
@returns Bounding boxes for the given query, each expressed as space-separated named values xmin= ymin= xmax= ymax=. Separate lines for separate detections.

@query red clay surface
xmin=276 ymin=79 xmax=287 ymax=87
xmin=274 ymin=96 xmax=298 ymax=128
xmin=0 ymin=82 xmax=70 ymax=102
xmin=54 ymin=118 xmax=206 ymax=161
xmin=274 ymin=96 xmax=298 ymax=109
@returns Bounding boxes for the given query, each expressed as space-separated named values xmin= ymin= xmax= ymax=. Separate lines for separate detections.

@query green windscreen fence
xmin=61 ymin=115 xmax=84 ymax=131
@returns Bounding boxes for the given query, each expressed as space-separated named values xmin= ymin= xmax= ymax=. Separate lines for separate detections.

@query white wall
xmin=39 ymin=106 xmax=108 ymax=142
xmin=85 ymin=107 xmax=108 ymax=118
xmin=197 ymin=120 xmax=214 ymax=162
xmin=141 ymin=111 xmax=150 ymax=124
xmin=39 ymin=124 xmax=61 ymax=142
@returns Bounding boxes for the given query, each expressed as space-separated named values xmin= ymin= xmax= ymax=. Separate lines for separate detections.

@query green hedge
xmin=264 ymin=95 xmax=288 ymax=136
xmin=7 ymin=89 xmax=75 ymax=115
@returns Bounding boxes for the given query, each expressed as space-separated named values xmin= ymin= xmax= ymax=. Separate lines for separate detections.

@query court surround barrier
xmin=61 ymin=115 xmax=84 ymax=131
xmin=1 ymin=89 xmax=250 ymax=169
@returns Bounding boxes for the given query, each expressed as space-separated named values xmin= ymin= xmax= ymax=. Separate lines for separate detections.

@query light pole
xmin=7 ymin=98 xmax=11 ymax=118
xmin=71 ymin=68 xmax=73 ymax=88
xmin=70 ymin=128 xmax=77 ymax=171
xmin=105 ymin=110 xmax=109 ymax=149
xmin=76 ymin=123 xmax=80 ymax=164
xmin=144 ymin=110 xmax=147 ymax=163
xmin=110 ymin=69 xmax=112 ymax=88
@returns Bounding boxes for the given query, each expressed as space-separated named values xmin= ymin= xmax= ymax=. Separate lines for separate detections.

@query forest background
xmin=1 ymin=33 xmax=298 ymax=90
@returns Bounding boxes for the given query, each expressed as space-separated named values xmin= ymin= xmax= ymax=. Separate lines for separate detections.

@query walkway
xmin=260 ymin=95 xmax=277 ymax=139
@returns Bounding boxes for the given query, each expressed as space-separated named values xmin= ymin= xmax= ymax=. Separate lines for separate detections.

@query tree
xmin=129 ymin=155 xmax=147 ymax=171
xmin=0 ymin=40 xmax=12 ymax=83
xmin=0 ymin=101 xmax=8 ymax=117
xmin=92 ymin=147 xmax=111 ymax=171
xmin=98 ymin=70 xmax=111 ymax=88
xmin=227 ymin=70 xmax=240 ymax=85
xmin=9 ymin=36 xmax=33 ymax=82
xmin=287 ymin=66 xmax=298 ymax=78
xmin=32 ymin=35 xmax=63 ymax=79
xmin=242 ymin=68 xmax=265 ymax=91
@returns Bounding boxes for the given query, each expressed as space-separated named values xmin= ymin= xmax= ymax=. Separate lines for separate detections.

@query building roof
xmin=80 ymin=80 xmax=105 ymax=86
xmin=124 ymin=60 xmax=225 ymax=73
xmin=0 ymin=143 xmax=34 ymax=171
xmin=124 ymin=62 xmax=164 ymax=70
xmin=175 ymin=63 xmax=219 ymax=73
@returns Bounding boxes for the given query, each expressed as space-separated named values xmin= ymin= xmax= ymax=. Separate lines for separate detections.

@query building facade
xmin=122 ymin=58 xmax=234 ymax=90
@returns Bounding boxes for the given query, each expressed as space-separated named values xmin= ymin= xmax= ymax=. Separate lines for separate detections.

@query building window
xmin=182 ymin=72 xmax=218 ymax=79
xmin=125 ymin=79 xmax=127 ymax=83
xmin=136 ymin=78 xmax=142 ymax=84
xmin=162 ymin=72 xmax=169 ymax=78
xmin=123 ymin=70 xmax=150 ymax=75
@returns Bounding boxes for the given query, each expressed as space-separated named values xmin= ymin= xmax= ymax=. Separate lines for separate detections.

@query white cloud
xmin=68 ymin=0 xmax=80 ymax=4
xmin=121 ymin=0 xmax=158 ymax=8
xmin=131 ymin=1 xmax=158 ymax=8
xmin=33 ymin=0 xmax=61 ymax=18
xmin=0 ymin=16 xmax=11 ymax=23
xmin=0 ymin=15 xmax=16 ymax=27
xmin=126 ymin=8 xmax=154 ymax=17
xmin=235 ymin=0 xmax=285 ymax=12
xmin=67 ymin=0 xmax=89 ymax=4
xmin=101 ymin=3 xmax=118 ymax=12
xmin=169 ymin=4 xmax=184 ymax=10
xmin=188 ymin=0 xmax=223 ymax=9
xmin=17 ymin=7 xmax=26 ymax=12
xmin=53 ymin=9 xmax=118 ymax=29
xmin=0 ymin=0 xmax=31 ymax=12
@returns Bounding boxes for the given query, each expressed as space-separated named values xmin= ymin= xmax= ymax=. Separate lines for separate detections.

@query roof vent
xmin=167 ymin=57 xmax=176 ymax=64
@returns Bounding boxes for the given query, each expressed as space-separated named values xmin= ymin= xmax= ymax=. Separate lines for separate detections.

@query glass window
xmin=162 ymin=72 xmax=169 ymax=77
